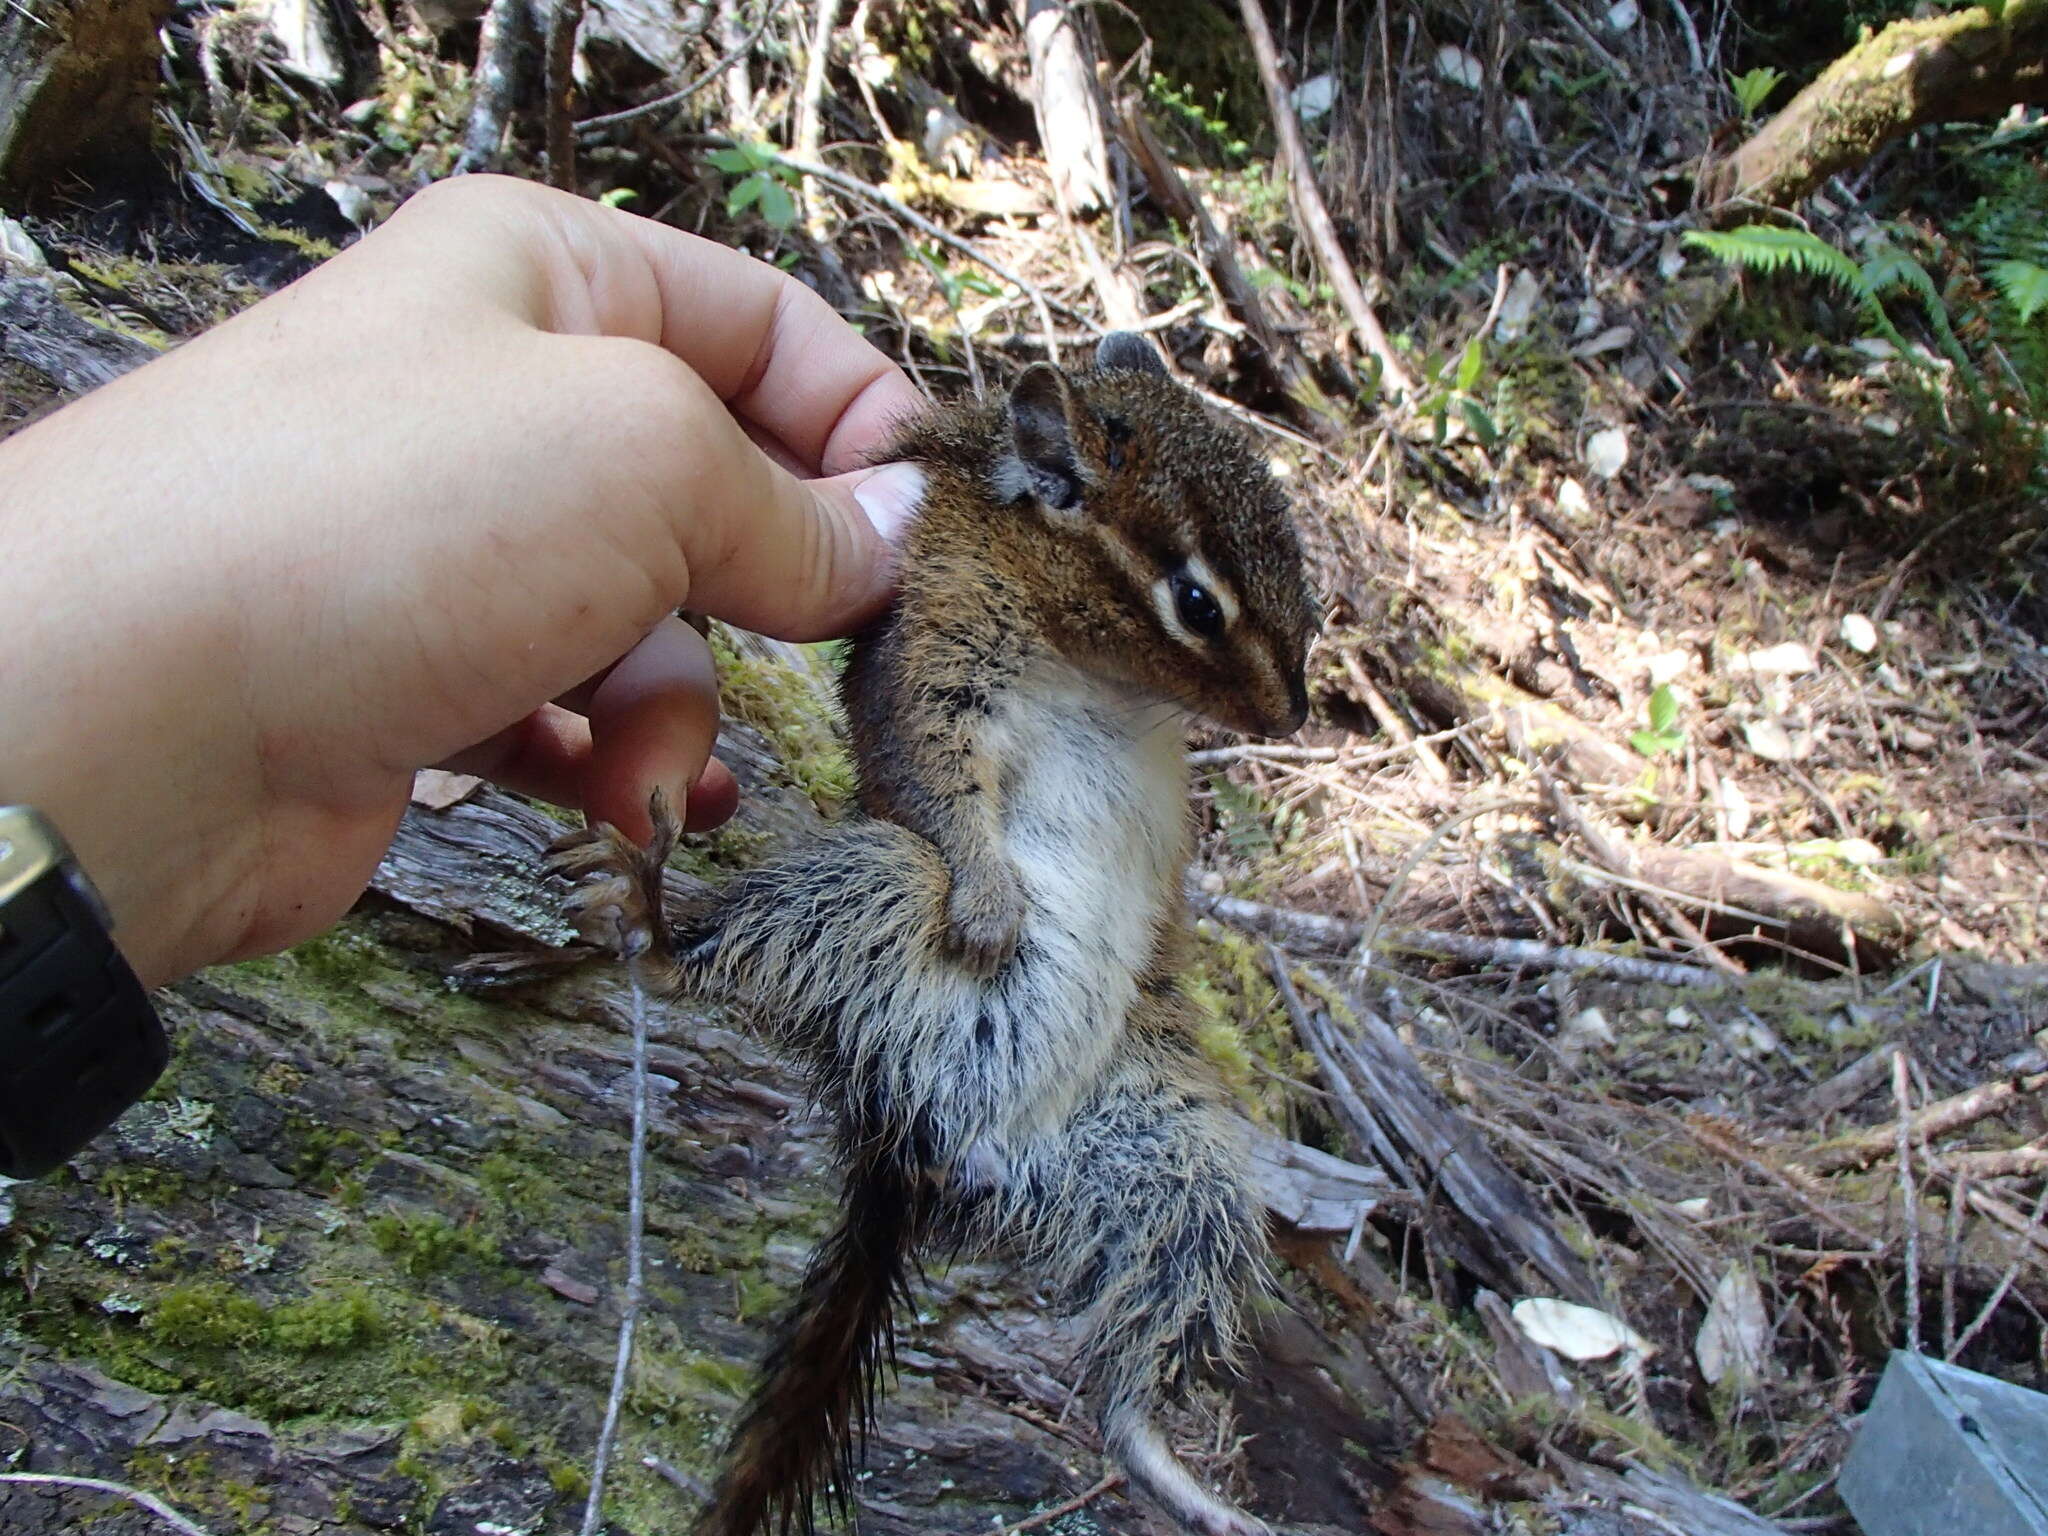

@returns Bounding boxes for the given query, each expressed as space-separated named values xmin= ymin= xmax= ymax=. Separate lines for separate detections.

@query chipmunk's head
xmin=987 ymin=333 xmax=1317 ymax=738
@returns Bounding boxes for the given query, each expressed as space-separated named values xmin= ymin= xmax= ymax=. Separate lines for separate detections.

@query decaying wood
xmin=1233 ymin=0 xmax=1412 ymax=397
xmin=543 ymin=0 xmax=587 ymax=189
xmin=1113 ymin=98 xmax=1343 ymax=438
xmin=1193 ymin=888 xmax=1727 ymax=990
xmin=1270 ymin=948 xmax=1602 ymax=1304
xmin=1798 ymin=1070 xmax=2048 ymax=1175
xmin=457 ymin=0 xmax=534 ymax=173
xmin=1473 ymin=1289 xmax=1576 ymax=1407
xmin=792 ymin=0 xmax=842 ymax=228
xmin=1698 ymin=0 xmax=2048 ymax=208
xmin=1015 ymin=0 xmax=1110 ymax=216
xmin=1248 ymin=1124 xmax=1406 ymax=1233
xmin=0 ymin=274 xmax=158 ymax=393
xmin=1628 ymin=845 xmax=1906 ymax=966
xmin=1554 ymin=1459 xmax=1794 ymax=1535
xmin=0 ymin=0 xmax=171 ymax=200
xmin=1397 ymin=648 xmax=1642 ymax=788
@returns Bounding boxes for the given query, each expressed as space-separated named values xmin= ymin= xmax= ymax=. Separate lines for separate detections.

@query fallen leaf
xmin=1511 ymin=1297 xmax=1653 ymax=1362
xmin=1696 ymin=1265 xmax=1770 ymax=1388
xmin=1435 ymin=45 xmax=1484 ymax=89
xmin=1585 ymin=426 xmax=1628 ymax=479
xmin=1728 ymin=642 xmax=1815 ymax=677
xmin=1494 ymin=268 xmax=1542 ymax=342
xmin=1555 ymin=476 xmax=1591 ymax=520
xmin=1742 ymin=718 xmax=1795 ymax=762
xmin=1840 ymin=613 xmax=1879 ymax=653
xmin=411 ymin=769 xmax=483 ymax=810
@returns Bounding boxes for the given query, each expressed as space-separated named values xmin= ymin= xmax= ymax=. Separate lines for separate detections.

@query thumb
xmin=687 ymin=459 xmax=926 ymax=641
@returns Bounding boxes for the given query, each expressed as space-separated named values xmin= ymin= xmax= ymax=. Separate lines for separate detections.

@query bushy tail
xmin=696 ymin=1157 xmax=929 ymax=1536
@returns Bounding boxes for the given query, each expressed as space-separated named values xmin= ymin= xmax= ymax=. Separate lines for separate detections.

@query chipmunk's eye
xmin=1170 ymin=571 xmax=1226 ymax=640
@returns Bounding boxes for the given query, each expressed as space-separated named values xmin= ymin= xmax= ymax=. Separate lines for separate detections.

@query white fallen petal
xmin=1292 ymin=72 xmax=1338 ymax=120
xmin=1556 ymin=477 xmax=1591 ymax=520
xmin=1715 ymin=777 xmax=1752 ymax=840
xmin=1495 ymin=268 xmax=1542 ymax=342
xmin=1840 ymin=613 xmax=1879 ymax=653
xmin=1572 ymin=324 xmax=1635 ymax=359
xmin=1743 ymin=718 xmax=1795 ymax=762
xmin=1696 ymin=1265 xmax=1770 ymax=1387
xmin=1729 ymin=642 xmax=1816 ymax=677
xmin=1512 ymin=1297 xmax=1653 ymax=1362
xmin=1436 ymin=45 xmax=1484 ymax=89
xmin=1585 ymin=426 xmax=1629 ymax=479
xmin=1674 ymin=1197 xmax=1712 ymax=1219
xmin=1606 ymin=0 xmax=1639 ymax=28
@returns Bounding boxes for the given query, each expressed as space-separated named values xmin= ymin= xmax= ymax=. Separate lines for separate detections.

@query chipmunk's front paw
xmin=943 ymin=864 xmax=1026 ymax=977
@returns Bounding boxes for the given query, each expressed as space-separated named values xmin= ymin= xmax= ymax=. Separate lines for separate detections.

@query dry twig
xmin=1234 ymin=0 xmax=1412 ymax=395
xmin=1799 ymin=1071 xmax=2048 ymax=1175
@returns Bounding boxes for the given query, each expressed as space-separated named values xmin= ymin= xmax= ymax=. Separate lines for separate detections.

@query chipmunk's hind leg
xmin=544 ymin=789 xmax=692 ymax=992
xmin=1005 ymin=1038 xmax=1270 ymax=1536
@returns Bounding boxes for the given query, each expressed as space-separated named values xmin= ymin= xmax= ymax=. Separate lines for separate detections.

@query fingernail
xmin=853 ymin=462 xmax=927 ymax=546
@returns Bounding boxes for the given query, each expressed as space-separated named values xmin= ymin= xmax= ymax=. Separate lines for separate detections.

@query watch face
xmin=0 ymin=806 xmax=63 ymax=908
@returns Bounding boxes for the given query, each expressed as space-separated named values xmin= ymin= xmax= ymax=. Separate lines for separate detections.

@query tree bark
xmin=0 ymin=0 xmax=173 ymax=202
xmin=1700 ymin=0 xmax=2048 ymax=209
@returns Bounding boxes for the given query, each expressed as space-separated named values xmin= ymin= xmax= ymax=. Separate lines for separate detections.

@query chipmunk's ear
xmin=1000 ymin=361 xmax=1086 ymax=512
xmin=1095 ymin=331 xmax=1168 ymax=376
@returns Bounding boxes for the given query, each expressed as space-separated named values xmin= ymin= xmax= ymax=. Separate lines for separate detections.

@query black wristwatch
xmin=0 ymin=806 xmax=167 ymax=1179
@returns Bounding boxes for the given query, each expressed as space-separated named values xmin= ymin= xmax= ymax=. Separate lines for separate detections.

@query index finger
xmin=523 ymin=181 xmax=924 ymax=474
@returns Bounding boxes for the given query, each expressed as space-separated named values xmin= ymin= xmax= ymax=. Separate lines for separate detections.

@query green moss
xmin=271 ymin=1287 xmax=384 ymax=1352
xmin=709 ymin=628 xmax=856 ymax=813
xmin=370 ymin=1211 xmax=500 ymax=1278
xmin=149 ymin=1283 xmax=268 ymax=1349
xmin=1180 ymin=927 xmax=1309 ymax=1128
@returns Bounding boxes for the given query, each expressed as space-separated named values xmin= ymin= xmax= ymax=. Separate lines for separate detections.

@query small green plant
xmin=597 ymin=187 xmax=638 ymax=209
xmin=1412 ymin=337 xmax=1500 ymax=447
xmin=912 ymin=243 xmax=1003 ymax=311
xmin=1630 ymin=685 xmax=1686 ymax=758
xmin=1684 ymin=224 xmax=1988 ymax=411
xmin=1728 ymin=66 xmax=1785 ymax=119
xmin=706 ymin=143 xmax=801 ymax=229
xmin=1144 ymin=74 xmax=1250 ymax=164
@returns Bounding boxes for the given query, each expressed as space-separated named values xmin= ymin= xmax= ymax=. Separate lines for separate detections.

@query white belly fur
xmin=977 ymin=659 xmax=1187 ymax=1144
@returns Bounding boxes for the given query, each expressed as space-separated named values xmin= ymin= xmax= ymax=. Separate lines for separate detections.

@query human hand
xmin=0 ymin=175 xmax=926 ymax=988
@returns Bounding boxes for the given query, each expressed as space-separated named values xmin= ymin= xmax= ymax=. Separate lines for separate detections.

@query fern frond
xmin=1685 ymin=226 xmax=1873 ymax=303
xmin=1991 ymin=259 xmax=2048 ymax=327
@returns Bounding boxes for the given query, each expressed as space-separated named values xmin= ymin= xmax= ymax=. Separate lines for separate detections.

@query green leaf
xmin=1456 ymin=396 xmax=1499 ymax=447
xmin=597 ymin=187 xmax=638 ymax=208
xmin=1647 ymin=682 xmax=1680 ymax=735
xmin=756 ymin=177 xmax=798 ymax=229
xmin=1630 ymin=729 xmax=1685 ymax=759
xmin=1991 ymin=258 xmax=2048 ymax=326
xmin=726 ymin=175 xmax=764 ymax=217
xmin=1684 ymin=225 xmax=1866 ymax=298
xmin=1455 ymin=337 xmax=1485 ymax=394
xmin=1728 ymin=66 xmax=1784 ymax=119
xmin=706 ymin=146 xmax=760 ymax=175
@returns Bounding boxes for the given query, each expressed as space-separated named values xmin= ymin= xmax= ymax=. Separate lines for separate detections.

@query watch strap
xmin=0 ymin=808 xmax=167 ymax=1180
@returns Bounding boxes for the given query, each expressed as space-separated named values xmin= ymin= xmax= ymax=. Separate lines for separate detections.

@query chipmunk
xmin=551 ymin=332 xmax=1317 ymax=1536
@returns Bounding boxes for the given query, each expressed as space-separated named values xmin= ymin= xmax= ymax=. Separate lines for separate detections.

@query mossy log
xmin=1699 ymin=0 xmax=2048 ymax=209
xmin=0 ymin=0 xmax=172 ymax=203
xmin=0 ymin=761 xmax=1395 ymax=1532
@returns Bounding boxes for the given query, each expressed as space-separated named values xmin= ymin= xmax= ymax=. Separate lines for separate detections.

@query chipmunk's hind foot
xmin=545 ymin=789 xmax=686 ymax=982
